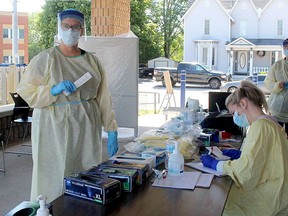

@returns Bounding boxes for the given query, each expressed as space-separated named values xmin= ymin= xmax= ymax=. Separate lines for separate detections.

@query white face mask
xmin=59 ymin=28 xmax=80 ymax=47
xmin=284 ymin=49 xmax=288 ymax=57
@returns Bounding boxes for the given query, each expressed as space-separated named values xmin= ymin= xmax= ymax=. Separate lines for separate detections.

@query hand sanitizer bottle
xmin=36 ymin=195 xmax=52 ymax=216
xmin=165 ymin=137 xmax=176 ymax=169
xmin=168 ymin=141 xmax=184 ymax=176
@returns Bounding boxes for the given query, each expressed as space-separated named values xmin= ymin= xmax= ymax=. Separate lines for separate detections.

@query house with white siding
xmin=183 ymin=0 xmax=288 ymax=75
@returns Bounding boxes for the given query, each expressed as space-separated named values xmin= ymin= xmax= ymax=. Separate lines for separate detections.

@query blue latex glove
xmin=107 ymin=131 xmax=118 ymax=157
xmin=50 ymin=80 xmax=77 ymax=96
xmin=200 ymin=154 xmax=219 ymax=170
xmin=222 ymin=149 xmax=241 ymax=160
xmin=285 ymin=82 xmax=288 ymax=90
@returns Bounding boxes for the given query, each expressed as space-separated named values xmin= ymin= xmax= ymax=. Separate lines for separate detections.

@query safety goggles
xmin=61 ymin=23 xmax=82 ymax=32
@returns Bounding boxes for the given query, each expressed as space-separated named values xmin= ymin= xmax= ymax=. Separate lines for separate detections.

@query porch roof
xmin=228 ymin=38 xmax=284 ymax=46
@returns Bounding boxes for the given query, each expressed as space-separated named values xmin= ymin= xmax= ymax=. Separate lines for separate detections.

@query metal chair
xmin=5 ymin=93 xmax=32 ymax=155
xmin=0 ymin=133 xmax=5 ymax=173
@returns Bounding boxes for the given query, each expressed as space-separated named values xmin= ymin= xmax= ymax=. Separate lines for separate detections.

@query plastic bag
xmin=186 ymin=97 xmax=200 ymax=111
xmin=134 ymin=129 xmax=171 ymax=142
xmin=178 ymin=134 xmax=200 ymax=159
xmin=162 ymin=117 xmax=186 ymax=135
xmin=124 ymin=141 xmax=146 ymax=154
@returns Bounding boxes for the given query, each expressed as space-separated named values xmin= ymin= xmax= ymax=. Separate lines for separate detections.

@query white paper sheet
xmin=196 ymin=173 xmax=214 ymax=188
xmin=206 ymin=146 xmax=231 ymax=161
xmin=152 ymin=171 xmax=201 ymax=190
xmin=64 ymin=72 xmax=92 ymax=96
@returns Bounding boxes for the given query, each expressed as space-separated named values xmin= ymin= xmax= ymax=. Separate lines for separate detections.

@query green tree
xmin=151 ymin=0 xmax=188 ymax=60
xmin=38 ymin=0 xmax=91 ymax=49
xmin=28 ymin=12 xmax=43 ymax=61
xmin=130 ymin=0 xmax=162 ymax=63
xmin=33 ymin=0 xmax=186 ymax=63
xmin=170 ymin=33 xmax=183 ymax=62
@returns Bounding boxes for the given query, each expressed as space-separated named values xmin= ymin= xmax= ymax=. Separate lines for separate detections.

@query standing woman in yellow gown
xmin=17 ymin=9 xmax=119 ymax=202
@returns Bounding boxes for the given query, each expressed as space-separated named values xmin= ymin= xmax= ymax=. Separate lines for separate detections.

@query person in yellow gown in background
xmin=17 ymin=9 xmax=119 ymax=202
xmin=264 ymin=38 xmax=288 ymax=135
xmin=201 ymin=80 xmax=288 ymax=216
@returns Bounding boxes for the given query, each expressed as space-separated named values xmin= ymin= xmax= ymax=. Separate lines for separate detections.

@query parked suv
xmin=154 ymin=62 xmax=232 ymax=89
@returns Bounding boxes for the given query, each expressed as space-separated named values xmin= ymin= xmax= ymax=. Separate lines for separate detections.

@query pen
xmin=215 ymin=103 xmax=220 ymax=112
xmin=162 ymin=170 xmax=168 ymax=179
xmin=208 ymin=146 xmax=213 ymax=155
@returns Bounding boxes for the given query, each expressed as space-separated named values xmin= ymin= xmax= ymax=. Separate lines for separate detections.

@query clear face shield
xmin=282 ymin=39 xmax=288 ymax=57
xmin=57 ymin=9 xmax=87 ymax=46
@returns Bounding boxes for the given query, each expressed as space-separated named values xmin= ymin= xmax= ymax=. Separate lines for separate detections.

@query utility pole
xmin=12 ymin=0 xmax=18 ymax=64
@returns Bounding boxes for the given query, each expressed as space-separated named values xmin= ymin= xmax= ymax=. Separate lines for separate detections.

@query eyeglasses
xmin=283 ymin=46 xmax=288 ymax=50
xmin=61 ymin=23 xmax=82 ymax=32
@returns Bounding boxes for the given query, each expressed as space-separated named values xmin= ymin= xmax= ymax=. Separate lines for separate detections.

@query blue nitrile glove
xmin=222 ymin=149 xmax=241 ymax=160
xmin=200 ymin=154 xmax=219 ymax=170
xmin=285 ymin=82 xmax=288 ymax=90
xmin=50 ymin=80 xmax=77 ymax=96
xmin=107 ymin=131 xmax=118 ymax=157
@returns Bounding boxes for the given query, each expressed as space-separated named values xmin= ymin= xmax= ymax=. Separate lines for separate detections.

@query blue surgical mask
xmin=233 ymin=110 xmax=249 ymax=127
xmin=284 ymin=49 xmax=288 ymax=57
xmin=59 ymin=28 xmax=80 ymax=47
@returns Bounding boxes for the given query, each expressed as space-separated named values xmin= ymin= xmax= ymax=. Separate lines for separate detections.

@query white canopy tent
xmin=77 ymin=32 xmax=139 ymax=137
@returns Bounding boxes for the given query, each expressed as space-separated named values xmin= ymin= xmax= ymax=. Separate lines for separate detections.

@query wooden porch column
xmin=249 ymin=50 xmax=253 ymax=76
xmin=229 ymin=50 xmax=233 ymax=74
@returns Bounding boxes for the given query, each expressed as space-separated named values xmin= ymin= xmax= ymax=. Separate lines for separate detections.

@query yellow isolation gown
xmin=222 ymin=118 xmax=288 ymax=216
xmin=17 ymin=46 xmax=118 ymax=202
xmin=264 ymin=59 xmax=288 ymax=123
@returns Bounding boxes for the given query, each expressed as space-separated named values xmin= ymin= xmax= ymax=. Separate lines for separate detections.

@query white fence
xmin=138 ymin=91 xmax=160 ymax=114
xmin=0 ymin=65 xmax=26 ymax=105
xmin=253 ymin=66 xmax=270 ymax=74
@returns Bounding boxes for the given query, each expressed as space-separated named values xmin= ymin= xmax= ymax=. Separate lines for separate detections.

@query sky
xmin=0 ymin=0 xmax=45 ymax=13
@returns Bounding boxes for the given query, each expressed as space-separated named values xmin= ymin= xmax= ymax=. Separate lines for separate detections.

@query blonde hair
xmin=225 ymin=80 xmax=268 ymax=112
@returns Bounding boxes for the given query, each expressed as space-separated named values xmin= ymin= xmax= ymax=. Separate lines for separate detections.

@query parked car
xmin=220 ymin=74 xmax=270 ymax=94
xmin=154 ymin=62 xmax=232 ymax=89
xmin=139 ymin=67 xmax=154 ymax=78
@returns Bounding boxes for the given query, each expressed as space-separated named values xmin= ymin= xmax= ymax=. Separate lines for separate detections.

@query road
xmin=138 ymin=78 xmax=221 ymax=113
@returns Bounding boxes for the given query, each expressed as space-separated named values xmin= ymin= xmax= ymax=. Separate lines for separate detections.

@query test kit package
xmin=198 ymin=133 xmax=212 ymax=146
xmin=140 ymin=148 xmax=166 ymax=167
xmin=64 ymin=173 xmax=121 ymax=205
xmin=86 ymin=166 xmax=138 ymax=192
xmin=99 ymin=160 xmax=150 ymax=185
xmin=109 ymin=154 xmax=155 ymax=175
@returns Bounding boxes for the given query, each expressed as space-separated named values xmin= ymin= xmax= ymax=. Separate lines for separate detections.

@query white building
xmin=183 ymin=0 xmax=287 ymax=75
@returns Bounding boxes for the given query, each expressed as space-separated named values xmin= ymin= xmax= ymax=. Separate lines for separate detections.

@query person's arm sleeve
xmin=216 ymin=161 xmax=224 ymax=172
xmin=95 ymin=60 xmax=118 ymax=132
xmin=264 ymin=63 xmax=283 ymax=94
xmin=222 ymin=122 xmax=267 ymax=191
xmin=16 ymin=52 xmax=57 ymax=108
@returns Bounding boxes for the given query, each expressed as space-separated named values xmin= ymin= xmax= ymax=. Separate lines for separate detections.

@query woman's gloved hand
xmin=50 ymin=80 xmax=77 ymax=96
xmin=222 ymin=149 xmax=241 ymax=160
xmin=200 ymin=154 xmax=219 ymax=170
xmin=107 ymin=131 xmax=118 ymax=157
